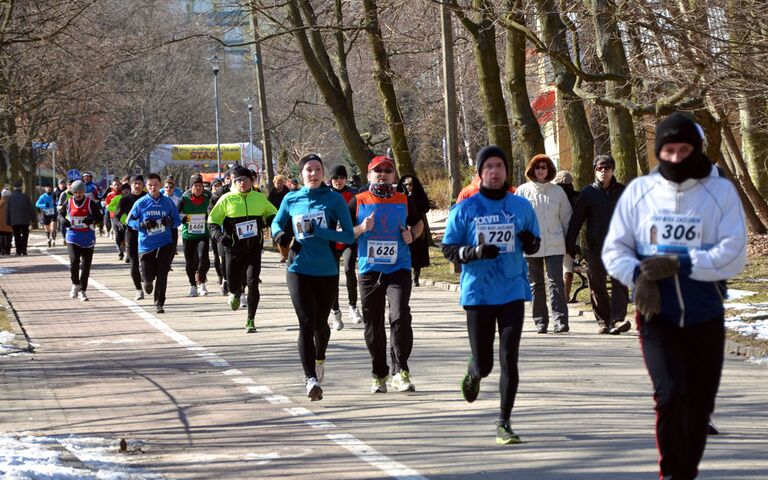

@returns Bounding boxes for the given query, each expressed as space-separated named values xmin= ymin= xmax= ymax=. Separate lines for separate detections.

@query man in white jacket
xmin=602 ymin=112 xmax=747 ymax=480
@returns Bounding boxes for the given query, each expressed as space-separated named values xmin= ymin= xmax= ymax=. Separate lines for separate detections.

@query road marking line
xmin=327 ymin=433 xmax=427 ymax=480
xmin=41 ymin=249 xmax=428 ymax=480
xmin=231 ymin=377 xmax=255 ymax=385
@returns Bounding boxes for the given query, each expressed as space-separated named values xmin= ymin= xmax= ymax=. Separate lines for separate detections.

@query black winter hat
xmin=299 ymin=153 xmax=323 ymax=171
xmin=329 ymin=164 xmax=348 ymax=178
xmin=654 ymin=112 xmax=702 ymax=158
xmin=231 ymin=165 xmax=252 ymax=180
xmin=475 ymin=145 xmax=508 ymax=175
xmin=189 ymin=174 xmax=204 ymax=185
xmin=130 ymin=174 xmax=144 ymax=184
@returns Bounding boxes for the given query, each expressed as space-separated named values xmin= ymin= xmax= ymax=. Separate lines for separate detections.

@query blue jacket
xmin=127 ymin=194 xmax=181 ymax=253
xmin=443 ymin=191 xmax=539 ymax=306
xmin=271 ymin=184 xmax=354 ymax=276
xmin=35 ymin=192 xmax=56 ymax=214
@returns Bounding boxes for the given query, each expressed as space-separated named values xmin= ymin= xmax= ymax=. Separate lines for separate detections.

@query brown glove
xmin=640 ymin=255 xmax=679 ymax=281
xmin=634 ymin=274 xmax=660 ymax=319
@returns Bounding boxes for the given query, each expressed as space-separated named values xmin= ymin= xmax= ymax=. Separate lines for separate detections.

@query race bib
xmin=235 ymin=219 xmax=259 ymax=239
xmin=648 ymin=214 xmax=703 ymax=250
xmin=475 ymin=223 xmax=516 ymax=253
xmin=147 ymin=222 xmax=166 ymax=236
xmin=293 ymin=211 xmax=326 ymax=240
xmin=367 ymin=240 xmax=398 ymax=264
xmin=188 ymin=214 xmax=206 ymax=235
xmin=43 ymin=208 xmax=55 ymax=216
xmin=71 ymin=216 xmax=86 ymax=229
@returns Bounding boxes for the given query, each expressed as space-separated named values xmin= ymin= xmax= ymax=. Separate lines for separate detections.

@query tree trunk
xmin=503 ymin=0 xmax=545 ymax=185
xmin=589 ymin=0 xmax=637 ymax=184
xmin=737 ymin=93 xmax=768 ymax=199
xmin=534 ymin=0 xmax=594 ymax=189
xmin=285 ymin=0 xmax=374 ymax=173
xmin=361 ymin=0 xmax=414 ymax=176
xmin=718 ymin=110 xmax=768 ymax=228
xmin=452 ymin=0 xmax=513 ymax=164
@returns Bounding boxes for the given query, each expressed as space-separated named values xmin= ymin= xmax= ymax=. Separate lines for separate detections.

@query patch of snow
xmin=0 ymin=267 xmax=15 ymax=276
xmin=726 ymin=289 xmax=758 ymax=300
xmin=725 ymin=317 xmax=768 ymax=340
xmin=0 ymin=433 xmax=159 ymax=479
xmin=747 ymin=356 xmax=768 ymax=365
xmin=0 ymin=330 xmax=16 ymax=354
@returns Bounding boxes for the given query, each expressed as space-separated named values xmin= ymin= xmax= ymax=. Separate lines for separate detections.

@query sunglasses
xmin=534 ymin=165 xmax=548 ymax=170
xmin=372 ymin=168 xmax=394 ymax=174
xmin=331 ymin=175 xmax=346 ymax=180
xmin=595 ymin=165 xmax=613 ymax=172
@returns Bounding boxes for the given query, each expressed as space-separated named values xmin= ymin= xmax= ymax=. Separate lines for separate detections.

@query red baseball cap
xmin=368 ymin=156 xmax=395 ymax=171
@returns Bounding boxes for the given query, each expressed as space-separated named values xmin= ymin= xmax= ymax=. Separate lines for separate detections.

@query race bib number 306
xmin=475 ymin=223 xmax=515 ymax=253
xmin=648 ymin=214 xmax=703 ymax=249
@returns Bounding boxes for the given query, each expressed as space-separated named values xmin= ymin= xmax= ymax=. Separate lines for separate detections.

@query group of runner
xmin=41 ymin=112 xmax=747 ymax=479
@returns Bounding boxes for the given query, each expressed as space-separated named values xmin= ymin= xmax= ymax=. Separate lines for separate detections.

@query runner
xmin=56 ymin=180 xmax=73 ymax=240
xmin=441 ymin=145 xmax=541 ymax=445
xmin=81 ymin=171 xmax=103 ymax=236
xmin=348 ymin=155 xmax=424 ymax=393
xmin=271 ymin=154 xmax=354 ymax=401
xmin=163 ymin=176 xmax=181 ymax=257
xmin=209 ymin=170 xmax=235 ymax=296
xmin=58 ymin=180 xmax=103 ymax=302
xmin=106 ymin=182 xmax=130 ymax=261
xmin=35 ymin=184 xmax=58 ymax=247
xmin=117 ymin=176 xmax=147 ymax=299
xmin=127 ymin=173 xmax=180 ymax=313
xmin=208 ymin=166 xmax=277 ymax=333
xmin=103 ymin=178 xmax=121 ymax=240
xmin=602 ymin=112 xmax=747 ymax=479
xmin=178 ymin=174 xmax=211 ymax=297
xmin=328 ymin=164 xmax=362 ymax=330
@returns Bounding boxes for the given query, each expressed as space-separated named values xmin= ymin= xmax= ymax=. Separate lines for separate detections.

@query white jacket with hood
xmin=515 ymin=181 xmax=572 ymax=257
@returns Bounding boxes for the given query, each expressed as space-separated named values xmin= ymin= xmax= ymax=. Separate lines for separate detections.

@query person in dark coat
xmin=268 ymin=175 xmax=291 ymax=262
xmin=6 ymin=181 xmax=35 ymax=255
xmin=565 ymin=155 xmax=629 ymax=334
xmin=554 ymin=170 xmax=579 ymax=300
xmin=397 ymin=174 xmax=431 ymax=286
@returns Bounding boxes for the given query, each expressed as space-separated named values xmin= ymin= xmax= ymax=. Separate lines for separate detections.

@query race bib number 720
xmin=475 ymin=223 xmax=515 ymax=253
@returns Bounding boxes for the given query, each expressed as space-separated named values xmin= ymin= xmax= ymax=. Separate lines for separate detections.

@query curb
xmin=0 ymin=284 xmax=34 ymax=355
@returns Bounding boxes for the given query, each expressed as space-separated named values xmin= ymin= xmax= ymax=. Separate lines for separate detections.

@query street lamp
xmin=246 ymin=96 xmax=255 ymax=179
xmin=210 ymin=54 xmax=222 ymax=177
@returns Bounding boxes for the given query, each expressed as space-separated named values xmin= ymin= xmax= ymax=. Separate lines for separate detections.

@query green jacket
xmin=179 ymin=190 xmax=211 ymax=240
xmin=208 ymin=188 xmax=277 ymax=253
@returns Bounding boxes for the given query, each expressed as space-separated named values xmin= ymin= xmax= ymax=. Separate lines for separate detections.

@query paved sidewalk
xmin=0 ymin=232 xmax=766 ymax=479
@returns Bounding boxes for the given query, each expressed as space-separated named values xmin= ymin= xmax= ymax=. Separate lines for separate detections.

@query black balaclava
xmin=654 ymin=112 xmax=710 ymax=183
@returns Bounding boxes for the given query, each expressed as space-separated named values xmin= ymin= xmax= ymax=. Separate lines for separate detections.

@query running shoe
xmin=77 ymin=291 xmax=89 ymax=302
xmin=598 ymin=325 xmax=610 ymax=334
xmin=610 ymin=320 xmax=632 ymax=335
xmin=306 ymin=377 xmax=323 ymax=401
xmin=47 ymin=239 xmax=52 ymax=248
xmin=135 ymin=290 xmax=144 ymax=301
xmin=708 ymin=419 xmax=720 ymax=435
xmin=156 ymin=305 xmax=165 ymax=314
xmin=228 ymin=293 xmax=240 ymax=311
xmin=315 ymin=360 xmax=325 ymax=383
xmin=245 ymin=318 xmax=256 ymax=333
xmin=240 ymin=292 xmax=248 ymax=308
xmin=391 ymin=370 xmax=415 ymax=392
xmin=220 ymin=280 xmax=229 ymax=296
xmin=496 ymin=421 xmax=521 ymax=445
xmin=461 ymin=369 xmax=481 ymax=403
xmin=198 ymin=283 xmax=209 ymax=296
xmin=118 ymin=252 xmax=124 ymax=260
xmin=144 ymin=281 xmax=154 ymax=295
xmin=331 ymin=310 xmax=343 ymax=331
xmin=554 ymin=324 xmax=570 ymax=333
xmin=349 ymin=305 xmax=363 ymax=324
xmin=70 ymin=284 xmax=81 ymax=299
xmin=371 ymin=376 xmax=388 ymax=393
xmin=187 ymin=286 xmax=198 ymax=297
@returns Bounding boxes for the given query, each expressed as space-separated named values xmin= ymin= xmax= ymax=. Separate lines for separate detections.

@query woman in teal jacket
xmin=271 ymin=154 xmax=354 ymax=401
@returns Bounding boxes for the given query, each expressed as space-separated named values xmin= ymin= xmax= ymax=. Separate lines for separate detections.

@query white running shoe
xmin=315 ymin=360 xmax=325 ymax=383
xmin=135 ymin=290 xmax=144 ymax=301
xmin=331 ymin=310 xmax=343 ymax=331
xmin=78 ymin=291 xmax=89 ymax=302
xmin=240 ymin=292 xmax=248 ymax=308
xmin=198 ymin=283 xmax=208 ymax=296
xmin=306 ymin=377 xmax=323 ymax=401
xmin=187 ymin=286 xmax=198 ymax=297
xmin=70 ymin=284 xmax=80 ymax=299
xmin=390 ymin=370 xmax=415 ymax=392
xmin=371 ymin=376 xmax=388 ymax=393
xmin=349 ymin=305 xmax=363 ymax=324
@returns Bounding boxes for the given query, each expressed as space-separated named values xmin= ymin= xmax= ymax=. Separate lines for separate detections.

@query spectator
xmin=397 ymin=174 xmax=431 ymax=286
xmin=515 ymin=154 xmax=572 ymax=334
xmin=553 ymin=170 xmax=579 ymax=300
xmin=6 ymin=180 xmax=35 ymax=255
xmin=0 ymin=190 xmax=12 ymax=255
xmin=565 ymin=155 xmax=630 ymax=335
